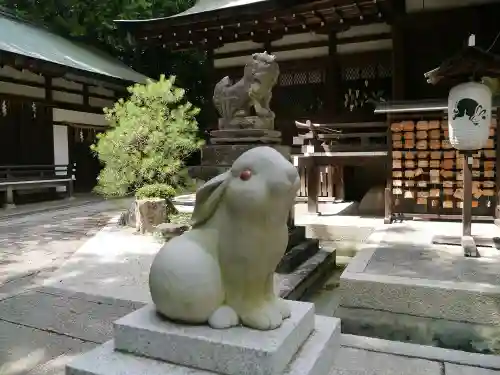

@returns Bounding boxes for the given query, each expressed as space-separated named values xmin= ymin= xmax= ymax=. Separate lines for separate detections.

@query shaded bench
xmin=0 ymin=164 xmax=74 ymax=207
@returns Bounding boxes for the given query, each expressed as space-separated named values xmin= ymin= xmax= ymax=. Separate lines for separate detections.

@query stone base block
xmin=67 ymin=316 xmax=341 ymax=375
xmin=113 ymin=301 xmax=314 ymax=375
xmin=201 ymin=144 xmax=291 ymax=166
xmin=210 ymin=129 xmax=282 ymax=144
xmin=188 ymin=166 xmax=229 ymax=181
xmin=218 ymin=116 xmax=274 ymax=130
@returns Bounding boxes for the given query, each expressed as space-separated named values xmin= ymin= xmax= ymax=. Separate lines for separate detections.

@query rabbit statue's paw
xmin=239 ymin=301 xmax=284 ymax=330
xmin=272 ymin=297 xmax=291 ymax=319
xmin=208 ymin=305 xmax=239 ymax=329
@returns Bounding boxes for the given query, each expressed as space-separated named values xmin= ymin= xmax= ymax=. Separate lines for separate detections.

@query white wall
xmin=53 ymin=125 xmax=69 ymax=192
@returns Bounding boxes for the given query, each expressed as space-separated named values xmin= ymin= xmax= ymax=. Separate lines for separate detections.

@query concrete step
xmin=278 ymin=238 xmax=319 ymax=274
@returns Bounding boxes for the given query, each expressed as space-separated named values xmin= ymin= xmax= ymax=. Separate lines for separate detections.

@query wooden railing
xmin=294 ymin=120 xmax=388 ymax=153
xmin=0 ymin=164 xmax=71 ymax=180
xmin=0 ymin=164 xmax=74 ymax=207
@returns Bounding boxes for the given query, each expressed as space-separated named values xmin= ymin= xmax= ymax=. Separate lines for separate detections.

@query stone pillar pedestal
xmin=189 ymin=116 xmax=291 ymax=182
xmin=66 ymin=301 xmax=342 ymax=375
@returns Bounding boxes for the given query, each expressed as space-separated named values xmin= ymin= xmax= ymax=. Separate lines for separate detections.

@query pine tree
xmin=92 ymin=74 xmax=203 ymax=198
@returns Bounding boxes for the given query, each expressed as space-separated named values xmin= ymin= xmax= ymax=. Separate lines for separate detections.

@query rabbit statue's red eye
xmin=239 ymin=169 xmax=252 ymax=181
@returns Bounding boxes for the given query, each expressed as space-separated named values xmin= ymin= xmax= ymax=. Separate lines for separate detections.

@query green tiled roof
xmin=0 ymin=10 xmax=148 ymax=83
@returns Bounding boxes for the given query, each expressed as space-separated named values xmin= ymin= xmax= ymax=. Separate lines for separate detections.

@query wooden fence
xmin=297 ymin=165 xmax=340 ymax=200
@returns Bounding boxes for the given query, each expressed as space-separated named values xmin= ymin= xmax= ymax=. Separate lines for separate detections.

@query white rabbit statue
xmin=149 ymin=146 xmax=300 ymax=330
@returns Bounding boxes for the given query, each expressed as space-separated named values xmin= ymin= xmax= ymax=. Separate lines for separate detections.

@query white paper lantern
xmin=448 ymin=81 xmax=492 ymax=150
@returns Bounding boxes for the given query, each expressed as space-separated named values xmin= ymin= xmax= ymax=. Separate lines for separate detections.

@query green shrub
xmin=92 ymin=74 xmax=203 ymax=198
xmin=135 ymin=183 xmax=176 ymax=200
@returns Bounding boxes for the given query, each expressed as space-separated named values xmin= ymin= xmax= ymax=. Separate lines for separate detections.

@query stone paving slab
xmin=330 ymin=347 xmax=442 ymax=375
xmin=0 ymin=319 xmax=89 ymax=375
xmin=445 ymin=364 xmax=500 ymax=375
xmin=0 ymin=289 xmax=137 ymax=343
xmin=365 ymin=242 xmax=500 ymax=284
xmin=43 ymin=225 xmax=161 ymax=304
xmin=26 ymin=341 xmax=97 ymax=375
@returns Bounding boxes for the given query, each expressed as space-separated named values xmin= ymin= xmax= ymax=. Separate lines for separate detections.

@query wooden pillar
xmin=334 ymin=166 xmax=345 ymax=201
xmin=391 ymin=24 xmax=405 ymax=100
xmin=326 ymin=31 xmax=339 ymax=115
xmin=462 ymin=151 xmax=473 ymax=237
xmin=306 ymin=158 xmax=319 ymax=214
xmin=462 ymin=151 xmax=478 ymax=257
xmin=5 ymin=186 xmax=15 ymax=208
xmin=205 ymin=48 xmax=217 ymax=132
xmin=385 ymin=113 xmax=394 ymax=224
xmin=495 ymin=110 xmax=500 ymax=224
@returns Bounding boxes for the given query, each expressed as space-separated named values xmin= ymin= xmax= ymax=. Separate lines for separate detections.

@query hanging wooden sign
xmin=416 ymin=131 xmax=428 ymax=139
xmin=430 ymin=151 xmax=442 ymax=159
xmin=416 ymin=121 xmax=429 ymax=130
xmin=391 ymin=123 xmax=403 ymax=132
xmin=405 ymin=160 xmax=415 ymax=168
xmin=416 ymin=140 xmax=428 ymax=149
xmin=428 ymin=120 xmax=440 ymax=129
xmin=429 ymin=130 xmax=441 ymax=139
xmin=402 ymin=121 xmax=415 ymax=131
xmin=429 ymin=139 xmax=441 ymax=149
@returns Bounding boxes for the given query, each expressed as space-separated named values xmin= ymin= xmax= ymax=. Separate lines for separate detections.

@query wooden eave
xmin=116 ymin=0 xmax=398 ymax=51
xmin=0 ymin=49 xmax=133 ymax=92
xmin=425 ymin=46 xmax=500 ymax=86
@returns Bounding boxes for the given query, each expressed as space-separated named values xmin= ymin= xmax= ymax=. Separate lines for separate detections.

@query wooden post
xmin=462 ymin=151 xmax=478 ymax=257
xmin=384 ymin=187 xmax=392 ymax=224
xmin=334 ymin=166 xmax=345 ymax=201
xmin=306 ymin=158 xmax=319 ymax=215
xmin=462 ymin=151 xmax=472 ymax=236
xmin=5 ymin=186 xmax=15 ymax=208
xmin=495 ymin=112 xmax=500 ymax=225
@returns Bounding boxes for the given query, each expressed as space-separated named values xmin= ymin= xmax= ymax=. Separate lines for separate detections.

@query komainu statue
xmin=149 ymin=146 xmax=299 ymax=330
xmin=213 ymin=51 xmax=279 ymax=129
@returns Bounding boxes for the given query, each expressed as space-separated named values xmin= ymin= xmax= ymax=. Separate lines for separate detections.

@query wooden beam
xmin=0 ymin=92 xmax=104 ymax=114
xmin=326 ymin=31 xmax=339 ymax=116
xmin=337 ymin=32 xmax=392 ymax=45
xmin=391 ymin=23 xmax=405 ymax=100
xmin=214 ymin=40 xmax=328 ymax=59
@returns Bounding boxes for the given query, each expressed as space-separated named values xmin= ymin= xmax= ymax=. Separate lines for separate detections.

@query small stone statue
xmin=213 ymin=51 xmax=279 ymax=129
xmin=149 ymin=146 xmax=299 ymax=330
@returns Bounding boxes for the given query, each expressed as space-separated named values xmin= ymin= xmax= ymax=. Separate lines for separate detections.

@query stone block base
xmin=210 ymin=129 xmax=282 ymax=144
xmin=67 ymin=315 xmax=340 ymax=375
xmin=201 ymin=144 xmax=291 ymax=166
xmin=113 ymin=301 xmax=315 ymax=375
xmin=218 ymin=116 xmax=274 ymax=130
xmin=190 ymin=144 xmax=292 ymax=181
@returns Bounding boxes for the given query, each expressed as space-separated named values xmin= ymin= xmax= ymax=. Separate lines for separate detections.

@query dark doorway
xmin=69 ymin=126 xmax=103 ymax=192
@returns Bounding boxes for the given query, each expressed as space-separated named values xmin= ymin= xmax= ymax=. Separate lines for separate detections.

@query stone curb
xmin=341 ymin=334 xmax=500 ymax=370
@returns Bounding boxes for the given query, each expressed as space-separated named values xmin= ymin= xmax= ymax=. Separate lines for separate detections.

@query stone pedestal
xmin=189 ymin=116 xmax=290 ymax=182
xmin=66 ymin=301 xmax=342 ymax=375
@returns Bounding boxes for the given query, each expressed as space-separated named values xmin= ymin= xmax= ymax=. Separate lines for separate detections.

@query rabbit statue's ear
xmin=191 ymin=171 xmax=230 ymax=228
